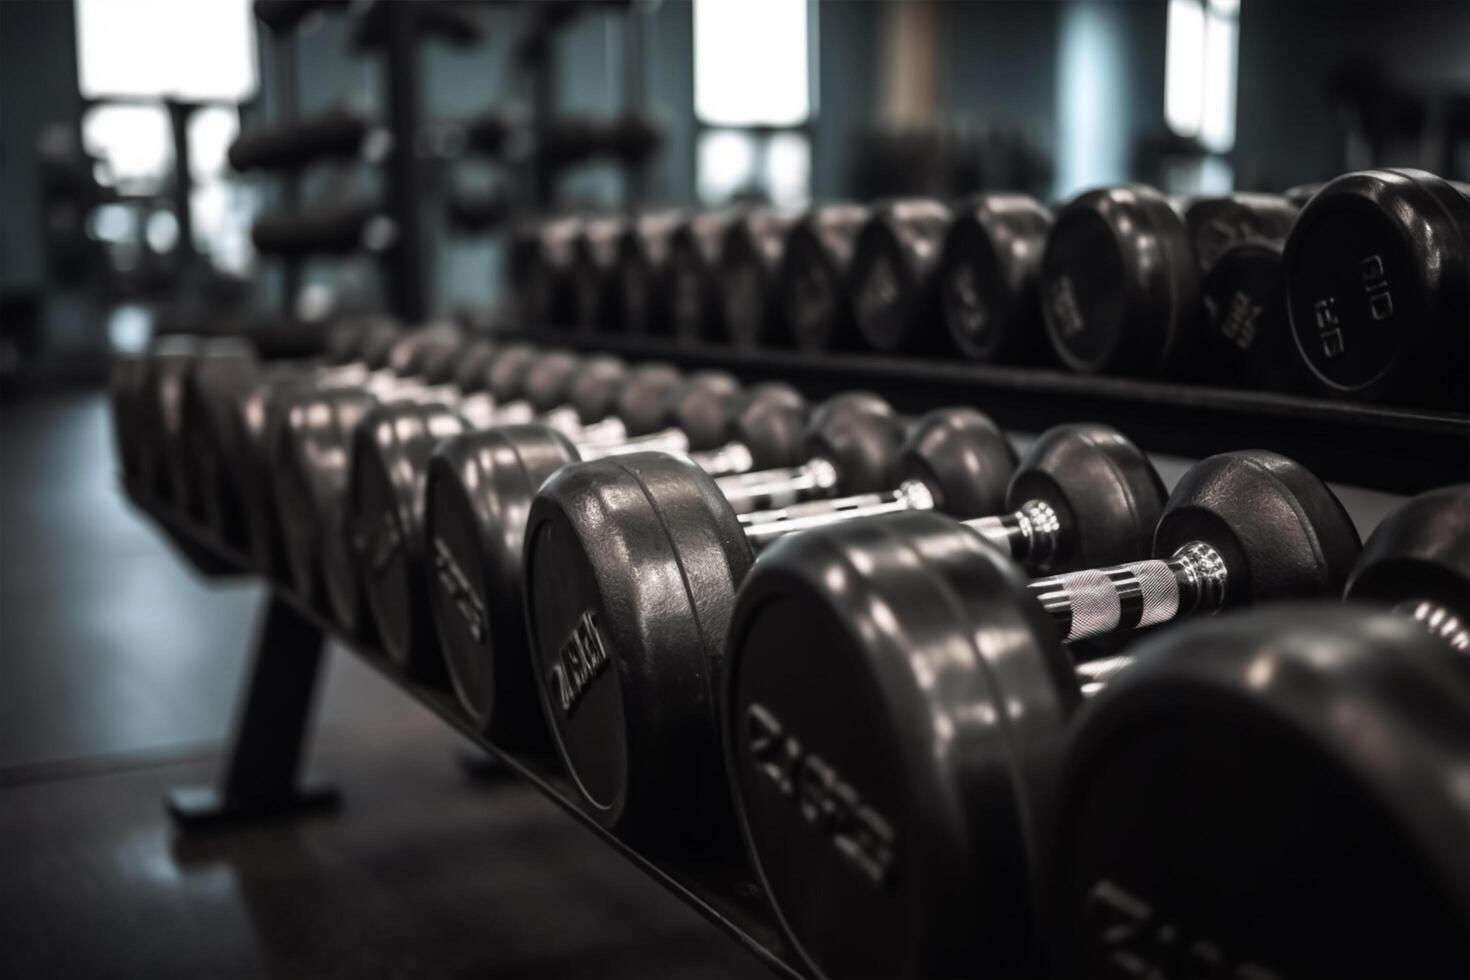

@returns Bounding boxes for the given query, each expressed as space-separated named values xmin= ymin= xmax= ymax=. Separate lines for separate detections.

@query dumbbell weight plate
xmin=1199 ymin=240 xmax=1307 ymax=394
xmin=1044 ymin=604 xmax=1470 ymax=980
xmin=779 ymin=204 xmax=868 ymax=352
xmin=725 ymin=512 xmax=1077 ymax=979
xmin=523 ymin=454 xmax=753 ymax=844
xmin=939 ymin=193 xmax=1052 ymax=363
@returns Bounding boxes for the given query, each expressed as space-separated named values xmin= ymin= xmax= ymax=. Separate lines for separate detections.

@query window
xmin=693 ymin=0 xmax=814 ymax=206
xmin=1165 ymin=0 xmax=1239 ymax=153
xmin=75 ymin=0 xmax=257 ymax=102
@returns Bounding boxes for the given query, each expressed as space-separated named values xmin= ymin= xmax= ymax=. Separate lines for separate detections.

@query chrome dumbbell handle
xmin=1024 ymin=541 xmax=1229 ymax=644
xmin=719 ymin=458 xmax=842 ymax=513
xmin=965 ymin=499 xmax=1063 ymax=568
xmin=742 ymin=480 xmax=936 ymax=547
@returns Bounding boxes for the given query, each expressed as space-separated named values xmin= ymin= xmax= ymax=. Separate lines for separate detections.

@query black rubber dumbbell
xmin=271 ymin=327 xmax=480 ymax=609
xmin=1283 ymin=168 xmax=1469 ymax=407
xmin=667 ymin=210 xmax=733 ymax=344
xmin=1044 ymin=484 xmax=1469 ymax=980
xmin=778 ymin=203 xmax=868 ymax=352
xmin=346 ymin=352 xmax=642 ymax=677
xmin=721 ymin=450 xmax=1359 ymax=979
xmin=227 ymin=321 xmax=409 ymax=573
xmin=719 ymin=209 xmax=797 ymax=348
xmin=937 ymin=193 xmax=1052 ymax=363
xmin=571 ymin=217 xmax=624 ymax=333
xmin=737 ymin=422 xmax=1165 ymax=575
xmin=1041 ymin=188 xmax=1298 ymax=378
xmin=615 ymin=211 xmax=682 ymax=337
xmin=847 ymin=199 xmax=953 ymax=354
xmin=309 ymin=348 xmax=647 ymax=637
xmin=515 ymin=217 xmax=580 ymax=328
xmin=426 ymin=391 xmax=892 ymax=743
xmin=519 ymin=426 xmax=1171 ymax=849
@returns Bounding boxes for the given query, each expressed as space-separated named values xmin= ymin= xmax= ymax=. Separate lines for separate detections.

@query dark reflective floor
xmin=0 ymin=392 xmax=771 ymax=979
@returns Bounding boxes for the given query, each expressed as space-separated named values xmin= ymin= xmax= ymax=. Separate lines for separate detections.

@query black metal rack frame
xmin=132 ymin=488 xmax=803 ymax=980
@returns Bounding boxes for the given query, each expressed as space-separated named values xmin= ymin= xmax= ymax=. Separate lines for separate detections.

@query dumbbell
xmin=721 ymin=449 xmax=1358 ymax=978
xmin=1283 ymin=168 xmax=1469 ymax=407
xmin=514 ymin=217 xmax=580 ymax=327
xmin=345 ymin=353 xmax=657 ymax=674
xmin=1044 ymin=484 xmax=1469 ymax=980
xmin=271 ymin=327 xmax=484 ymax=606
xmin=738 ymin=422 xmax=1165 ymax=576
xmin=571 ymin=217 xmax=624 ymax=332
xmin=778 ymin=203 xmax=868 ymax=352
xmin=847 ymin=198 xmax=952 ymax=354
xmin=519 ymin=423 xmax=1168 ymax=846
xmin=301 ymin=346 xmax=642 ymax=635
xmin=1040 ymin=187 xmax=1298 ymax=377
xmin=233 ymin=326 xmax=470 ymax=578
xmin=667 ymin=210 xmax=732 ymax=344
xmin=936 ymin=193 xmax=1052 ymax=363
xmin=719 ymin=209 xmax=796 ymax=348
xmin=425 ymin=389 xmax=891 ymax=743
xmin=1199 ymin=239 xmax=1310 ymax=393
xmin=615 ymin=211 xmax=682 ymax=336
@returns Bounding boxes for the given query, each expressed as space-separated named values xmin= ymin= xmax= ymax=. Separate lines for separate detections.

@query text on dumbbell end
xmin=744 ymin=703 xmax=896 ymax=886
xmin=366 ymin=510 xmax=403 ymax=576
xmin=549 ymin=609 xmax=611 ymax=716
xmin=1084 ymin=880 xmax=1280 ymax=980
xmin=1047 ymin=276 xmax=1086 ymax=338
xmin=432 ymin=537 xmax=487 ymax=643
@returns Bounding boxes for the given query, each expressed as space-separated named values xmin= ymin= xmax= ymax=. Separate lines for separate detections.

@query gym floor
xmin=0 ymin=390 xmax=772 ymax=979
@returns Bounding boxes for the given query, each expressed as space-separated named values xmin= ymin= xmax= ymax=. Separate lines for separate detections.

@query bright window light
xmin=694 ymin=0 xmax=810 ymax=126
xmin=1165 ymin=0 xmax=1238 ymax=152
xmin=697 ymin=129 xmax=759 ymax=204
xmin=82 ymin=105 xmax=172 ymax=188
xmin=75 ymin=0 xmax=257 ymax=101
xmin=765 ymin=132 xmax=811 ymax=208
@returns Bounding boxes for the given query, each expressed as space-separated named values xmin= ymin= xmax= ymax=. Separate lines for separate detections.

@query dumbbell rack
xmin=504 ymin=331 xmax=1469 ymax=494
xmin=124 ymin=483 xmax=805 ymax=979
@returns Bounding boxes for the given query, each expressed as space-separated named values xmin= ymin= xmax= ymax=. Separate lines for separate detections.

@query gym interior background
xmin=0 ymin=2 xmax=1466 ymax=978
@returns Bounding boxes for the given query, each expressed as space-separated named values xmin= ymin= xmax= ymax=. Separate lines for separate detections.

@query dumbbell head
xmin=524 ymin=452 xmax=755 ymax=844
xmin=1283 ymin=168 xmax=1470 ymax=406
xmin=615 ymin=211 xmax=681 ymax=336
xmin=893 ymin=408 xmax=1017 ymax=518
xmin=324 ymin=315 xmax=399 ymax=366
xmin=614 ymin=362 xmax=683 ymax=436
xmin=1346 ymin=484 xmax=1470 ymax=629
xmin=938 ymin=193 xmax=1052 ymax=363
xmin=777 ymin=203 xmax=868 ymax=352
xmin=350 ymin=400 xmax=470 ymax=677
xmin=800 ymin=396 xmax=907 ymax=494
xmin=564 ymin=354 xmax=628 ymax=423
xmin=667 ymin=210 xmax=730 ymax=343
xmin=274 ymin=387 xmax=381 ymax=612
xmin=518 ymin=217 xmax=580 ymax=327
xmin=719 ymin=209 xmax=795 ymax=348
xmin=483 ymin=343 xmax=540 ymax=402
xmin=848 ymin=198 xmax=953 ymax=353
xmin=1153 ymin=449 xmax=1361 ymax=605
xmin=571 ymin=217 xmax=624 ymax=331
xmin=425 ymin=425 xmax=579 ymax=743
xmin=450 ymin=339 xmax=501 ymax=393
xmin=181 ymin=343 xmax=263 ymax=544
xmin=723 ymin=382 xmax=807 ymax=470
xmin=1040 ymin=185 xmax=1199 ymax=376
xmin=1044 ymin=603 xmax=1470 ymax=979
xmin=1199 ymin=240 xmax=1308 ymax=393
xmin=724 ymin=511 xmax=1076 ymax=978
xmin=1007 ymin=424 xmax=1166 ymax=572
xmin=662 ymin=369 xmax=742 ymax=450
xmin=385 ymin=324 xmax=461 ymax=378
xmin=1182 ymin=192 xmax=1299 ymax=274
xmin=519 ymin=349 xmax=584 ymax=412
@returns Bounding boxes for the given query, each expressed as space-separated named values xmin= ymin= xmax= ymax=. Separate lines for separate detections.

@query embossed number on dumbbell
xmin=1086 ymin=880 xmax=1280 ymax=980
xmin=432 ymin=537 xmax=487 ymax=644
xmin=1359 ymin=253 xmax=1394 ymax=321
xmin=746 ymin=703 xmax=897 ymax=887
xmin=365 ymin=509 xmax=403 ymax=575
xmin=1047 ymin=276 xmax=1086 ymax=338
xmin=549 ymin=609 xmax=611 ymax=715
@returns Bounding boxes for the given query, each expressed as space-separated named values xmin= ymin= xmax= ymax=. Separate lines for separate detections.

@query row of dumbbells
xmin=516 ymin=166 xmax=1470 ymax=409
xmin=112 ymin=324 xmax=1469 ymax=979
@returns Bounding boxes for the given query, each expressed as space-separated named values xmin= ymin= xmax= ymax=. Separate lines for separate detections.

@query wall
xmin=0 ymin=1 xmax=82 ymax=292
